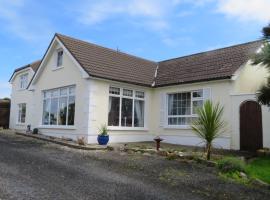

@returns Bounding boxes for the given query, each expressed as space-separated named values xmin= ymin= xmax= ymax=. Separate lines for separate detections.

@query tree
xmin=252 ymin=24 xmax=270 ymax=105
xmin=191 ymin=100 xmax=226 ymax=160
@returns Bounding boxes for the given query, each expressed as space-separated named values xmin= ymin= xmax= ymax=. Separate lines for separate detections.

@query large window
xmin=19 ymin=74 xmax=28 ymax=89
xmin=18 ymin=103 xmax=26 ymax=124
xmin=167 ymin=90 xmax=204 ymax=126
xmin=42 ymin=86 xmax=75 ymax=126
xmin=108 ymin=87 xmax=145 ymax=128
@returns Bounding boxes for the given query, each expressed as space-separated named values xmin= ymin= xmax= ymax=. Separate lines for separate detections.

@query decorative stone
xmin=239 ymin=172 xmax=248 ymax=179
xmin=252 ymin=178 xmax=270 ymax=189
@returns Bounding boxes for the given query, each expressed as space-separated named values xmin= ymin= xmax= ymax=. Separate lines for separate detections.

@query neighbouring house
xmin=9 ymin=33 xmax=270 ymax=150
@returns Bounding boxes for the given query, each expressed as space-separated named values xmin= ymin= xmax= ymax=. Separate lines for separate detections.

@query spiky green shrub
xmin=98 ymin=124 xmax=108 ymax=136
xmin=191 ymin=100 xmax=226 ymax=160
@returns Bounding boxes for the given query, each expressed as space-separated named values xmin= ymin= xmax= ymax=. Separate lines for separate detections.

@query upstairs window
xmin=19 ymin=74 xmax=28 ymax=89
xmin=108 ymin=87 xmax=145 ymax=128
xmin=56 ymin=50 xmax=63 ymax=67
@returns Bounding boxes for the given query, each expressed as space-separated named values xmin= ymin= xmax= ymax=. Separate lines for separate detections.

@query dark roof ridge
xmin=158 ymin=39 xmax=263 ymax=63
xmin=55 ymin=33 xmax=157 ymax=64
xmin=14 ymin=59 xmax=41 ymax=72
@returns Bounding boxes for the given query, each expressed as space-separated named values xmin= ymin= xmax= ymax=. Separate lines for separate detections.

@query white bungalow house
xmin=9 ymin=33 xmax=270 ymax=150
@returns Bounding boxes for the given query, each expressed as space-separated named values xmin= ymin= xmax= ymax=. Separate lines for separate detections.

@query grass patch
xmin=217 ymin=157 xmax=246 ymax=173
xmin=246 ymin=157 xmax=270 ymax=184
xmin=219 ymin=171 xmax=250 ymax=185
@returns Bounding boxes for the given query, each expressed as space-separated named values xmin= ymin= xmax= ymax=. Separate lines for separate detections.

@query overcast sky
xmin=0 ymin=0 xmax=270 ymax=98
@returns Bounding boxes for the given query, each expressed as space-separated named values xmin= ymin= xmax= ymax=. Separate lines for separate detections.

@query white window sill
xmin=38 ymin=125 xmax=76 ymax=130
xmin=108 ymin=126 xmax=148 ymax=131
xmin=16 ymin=123 xmax=26 ymax=126
xmin=52 ymin=66 xmax=64 ymax=71
xmin=163 ymin=125 xmax=192 ymax=130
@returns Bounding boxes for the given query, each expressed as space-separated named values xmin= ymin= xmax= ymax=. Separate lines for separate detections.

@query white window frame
xmin=19 ymin=73 xmax=28 ymax=89
xmin=108 ymin=86 xmax=146 ymax=130
xmin=56 ymin=49 xmax=63 ymax=68
xmin=166 ymin=89 xmax=204 ymax=129
xmin=41 ymin=85 xmax=76 ymax=128
xmin=17 ymin=103 xmax=26 ymax=124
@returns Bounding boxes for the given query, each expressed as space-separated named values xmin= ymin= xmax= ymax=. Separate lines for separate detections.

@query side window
xmin=18 ymin=103 xmax=26 ymax=123
xmin=56 ymin=50 xmax=63 ymax=67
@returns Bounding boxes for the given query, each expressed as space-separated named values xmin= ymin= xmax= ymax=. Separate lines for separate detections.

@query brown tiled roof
xmin=155 ymin=40 xmax=263 ymax=87
xmin=13 ymin=60 xmax=41 ymax=73
xmin=10 ymin=60 xmax=41 ymax=82
xmin=29 ymin=60 xmax=41 ymax=72
xmin=12 ymin=33 xmax=263 ymax=88
xmin=56 ymin=33 xmax=157 ymax=86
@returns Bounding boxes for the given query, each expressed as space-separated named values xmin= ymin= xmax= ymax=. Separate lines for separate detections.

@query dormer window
xmin=56 ymin=49 xmax=63 ymax=67
xmin=20 ymin=74 xmax=28 ymax=89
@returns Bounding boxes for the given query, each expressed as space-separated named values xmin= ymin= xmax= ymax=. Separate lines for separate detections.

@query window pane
xmin=121 ymin=98 xmax=133 ymax=127
xmin=42 ymin=100 xmax=50 ymax=125
xmin=57 ymin=50 xmax=63 ymax=67
xmin=20 ymin=74 xmax=28 ymax=89
xmin=50 ymin=98 xmax=58 ymax=125
xmin=44 ymin=91 xmax=50 ymax=98
xmin=192 ymin=100 xmax=203 ymax=114
xmin=123 ymin=89 xmax=133 ymax=97
xmin=60 ymin=88 xmax=68 ymax=96
xmin=68 ymin=96 xmax=75 ymax=125
xmin=108 ymin=96 xmax=120 ymax=126
xmin=109 ymin=87 xmax=120 ymax=95
xmin=168 ymin=94 xmax=174 ymax=115
xmin=21 ymin=104 xmax=26 ymax=123
xmin=51 ymin=89 xmax=59 ymax=97
xmin=18 ymin=104 xmax=26 ymax=123
xmin=134 ymin=100 xmax=144 ymax=127
xmin=168 ymin=117 xmax=178 ymax=125
xmin=18 ymin=106 xmax=21 ymax=123
xmin=168 ymin=92 xmax=191 ymax=116
xmin=69 ymin=86 xmax=75 ymax=95
xmin=193 ymin=90 xmax=203 ymax=98
xmin=58 ymin=97 xmax=67 ymax=125
xmin=135 ymin=91 xmax=144 ymax=98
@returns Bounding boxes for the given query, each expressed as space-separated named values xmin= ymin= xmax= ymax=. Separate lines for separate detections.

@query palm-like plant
xmin=191 ymin=100 xmax=226 ymax=160
xmin=252 ymin=24 xmax=270 ymax=105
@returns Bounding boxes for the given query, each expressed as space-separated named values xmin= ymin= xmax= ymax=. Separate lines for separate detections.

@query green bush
xmin=217 ymin=157 xmax=246 ymax=173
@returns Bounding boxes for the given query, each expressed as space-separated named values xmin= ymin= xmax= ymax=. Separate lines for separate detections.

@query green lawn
xmin=246 ymin=157 xmax=270 ymax=184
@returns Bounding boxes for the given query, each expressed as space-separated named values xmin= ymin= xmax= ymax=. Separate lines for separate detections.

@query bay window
xmin=167 ymin=89 xmax=204 ymax=126
xmin=108 ymin=87 xmax=145 ymax=128
xmin=42 ymin=86 xmax=75 ymax=126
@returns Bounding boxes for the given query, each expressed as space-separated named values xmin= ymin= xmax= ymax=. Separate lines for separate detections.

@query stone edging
xmin=15 ymin=132 xmax=111 ymax=151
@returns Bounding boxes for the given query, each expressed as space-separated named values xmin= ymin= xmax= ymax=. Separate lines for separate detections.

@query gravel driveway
xmin=0 ymin=132 xmax=269 ymax=200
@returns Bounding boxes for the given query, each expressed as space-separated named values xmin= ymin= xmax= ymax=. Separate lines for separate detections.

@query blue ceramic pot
xmin=97 ymin=135 xmax=109 ymax=145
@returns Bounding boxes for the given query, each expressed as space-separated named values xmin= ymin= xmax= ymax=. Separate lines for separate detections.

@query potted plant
xmin=97 ymin=124 xmax=109 ymax=145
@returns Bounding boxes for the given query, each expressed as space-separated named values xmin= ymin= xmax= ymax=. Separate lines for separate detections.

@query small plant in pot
xmin=97 ymin=124 xmax=109 ymax=145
